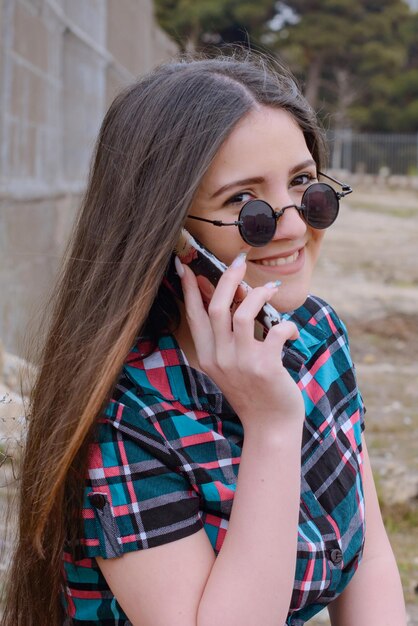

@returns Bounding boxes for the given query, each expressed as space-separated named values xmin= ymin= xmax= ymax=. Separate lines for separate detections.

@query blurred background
xmin=0 ymin=0 xmax=417 ymax=623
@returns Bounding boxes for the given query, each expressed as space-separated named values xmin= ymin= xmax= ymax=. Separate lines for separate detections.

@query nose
xmin=271 ymin=202 xmax=307 ymax=241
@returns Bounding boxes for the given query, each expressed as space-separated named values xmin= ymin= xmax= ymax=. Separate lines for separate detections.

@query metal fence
xmin=327 ymin=130 xmax=418 ymax=176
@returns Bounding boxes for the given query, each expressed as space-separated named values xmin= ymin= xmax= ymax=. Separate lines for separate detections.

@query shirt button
xmin=329 ymin=548 xmax=343 ymax=564
xmin=89 ymin=493 xmax=107 ymax=509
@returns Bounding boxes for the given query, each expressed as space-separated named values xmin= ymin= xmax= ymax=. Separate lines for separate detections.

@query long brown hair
xmin=1 ymin=50 xmax=326 ymax=625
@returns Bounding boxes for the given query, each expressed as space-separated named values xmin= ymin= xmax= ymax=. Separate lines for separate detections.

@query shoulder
xmin=110 ymin=332 xmax=227 ymax=417
xmin=282 ymin=295 xmax=352 ymax=367
xmin=117 ymin=334 xmax=184 ymax=402
xmin=97 ymin=332 xmax=226 ymax=452
xmin=290 ymin=294 xmax=348 ymax=339
xmin=288 ymin=297 xmax=366 ymax=449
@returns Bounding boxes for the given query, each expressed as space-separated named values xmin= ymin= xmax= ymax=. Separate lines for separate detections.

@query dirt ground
xmin=1 ymin=183 xmax=417 ymax=622
xmin=309 ymin=182 xmax=418 ymax=625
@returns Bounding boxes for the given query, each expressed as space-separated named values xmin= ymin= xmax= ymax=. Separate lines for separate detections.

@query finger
xmin=263 ymin=319 xmax=300 ymax=353
xmin=207 ymin=252 xmax=248 ymax=339
xmin=177 ymin=260 xmax=215 ymax=362
xmin=232 ymin=282 xmax=281 ymax=347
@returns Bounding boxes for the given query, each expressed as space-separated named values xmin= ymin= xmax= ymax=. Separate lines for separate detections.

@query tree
xmin=349 ymin=9 xmax=418 ymax=131
xmin=155 ymin=0 xmax=417 ymax=132
xmin=154 ymin=0 xmax=276 ymax=51
xmin=270 ymin=0 xmax=412 ymax=131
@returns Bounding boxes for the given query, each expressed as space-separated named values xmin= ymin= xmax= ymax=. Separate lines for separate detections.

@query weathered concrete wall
xmin=0 ymin=0 xmax=177 ymax=355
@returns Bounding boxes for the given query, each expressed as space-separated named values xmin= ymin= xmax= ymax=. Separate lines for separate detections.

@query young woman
xmin=2 ymin=52 xmax=406 ymax=626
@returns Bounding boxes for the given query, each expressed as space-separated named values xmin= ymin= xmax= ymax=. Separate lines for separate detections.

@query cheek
xmin=309 ymin=229 xmax=326 ymax=261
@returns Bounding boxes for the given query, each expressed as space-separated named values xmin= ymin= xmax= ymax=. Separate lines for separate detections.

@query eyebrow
xmin=210 ymin=158 xmax=317 ymax=199
xmin=289 ymin=158 xmax=317 ymax=176
xmin=210 ymin=176 xmax=264 ymax=199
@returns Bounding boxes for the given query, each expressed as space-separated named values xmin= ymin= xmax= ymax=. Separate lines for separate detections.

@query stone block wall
xmin=0 ymin=0 xmax=177 ymax=355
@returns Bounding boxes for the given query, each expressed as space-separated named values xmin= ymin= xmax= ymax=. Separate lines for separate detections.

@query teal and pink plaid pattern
xmin=63 ymin=295 xmax=365 ymax=625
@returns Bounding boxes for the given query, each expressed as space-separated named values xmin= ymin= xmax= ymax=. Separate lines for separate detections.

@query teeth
xmin=255 ymin=251 xmax=299 ymax=266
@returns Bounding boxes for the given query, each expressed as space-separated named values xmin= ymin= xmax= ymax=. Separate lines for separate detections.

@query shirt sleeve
xmin=80 ymin=398 xmax=203 ymax=560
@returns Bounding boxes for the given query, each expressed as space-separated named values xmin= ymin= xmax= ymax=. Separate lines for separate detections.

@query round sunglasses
xmin=188 ymin=172 xmax=352 ymax=247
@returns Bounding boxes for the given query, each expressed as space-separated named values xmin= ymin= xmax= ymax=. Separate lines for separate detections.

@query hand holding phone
xmin=165 ymin=229 xmax=281 ymax=340
xmin=169 ymin=230 xmax=305 ymax=430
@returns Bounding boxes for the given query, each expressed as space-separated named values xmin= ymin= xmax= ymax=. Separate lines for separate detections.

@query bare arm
xmin=328 ymin=437 xmax=406 ymax=626
xmin=98 ymin=423 xmax=302 ymax=626
xmin=97 ymin=258 xmax=305 ymax=625
xmin=197 ymin=421 xmax=302 ymax=626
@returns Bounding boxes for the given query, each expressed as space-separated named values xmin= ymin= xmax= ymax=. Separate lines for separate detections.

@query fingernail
xmin=174 ymin=256 xmax=185 ymax=277
xmin=231 ymin=252 xmax=247 ymax=268
xmin=264 ymin=280 xmax=282 ymax=289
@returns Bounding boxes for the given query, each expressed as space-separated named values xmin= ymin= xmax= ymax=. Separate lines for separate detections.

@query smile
xmin=253 ymin=250 xmax=300 ymax=267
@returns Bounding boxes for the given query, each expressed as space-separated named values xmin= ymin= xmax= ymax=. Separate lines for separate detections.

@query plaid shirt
xmin=63 ymin=295 xmax=365 ymax=625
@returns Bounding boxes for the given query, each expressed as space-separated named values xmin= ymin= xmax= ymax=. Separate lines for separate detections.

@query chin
xmin=270 ymin=288 xmax=308 ymax=314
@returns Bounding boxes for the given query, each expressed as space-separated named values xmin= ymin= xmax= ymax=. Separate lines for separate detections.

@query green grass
xmin=382 ymin=503 xmax=418 ymax=534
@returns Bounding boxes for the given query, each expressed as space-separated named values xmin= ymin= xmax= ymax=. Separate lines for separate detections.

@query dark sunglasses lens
xmin=303 ymin=183 xmax=339 ymax=229
xmin=239 ymin=200 xmax=276 ymax=246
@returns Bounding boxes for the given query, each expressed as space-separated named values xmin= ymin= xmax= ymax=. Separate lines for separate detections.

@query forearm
xmin=198 ymin=422 xmax=303 ymax=626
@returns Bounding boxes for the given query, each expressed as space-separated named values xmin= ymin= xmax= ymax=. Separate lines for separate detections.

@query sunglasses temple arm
xmin=336 ymin=185 xmax=353 ymax=199
xmin=188 ymin=216 xmax=241 ymax=227
xmin=318 ymin=171 xmax=353 ymax=197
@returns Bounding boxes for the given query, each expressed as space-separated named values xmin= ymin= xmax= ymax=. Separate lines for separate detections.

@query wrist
xmin=242 ymin=418 xmax=304 ymax=449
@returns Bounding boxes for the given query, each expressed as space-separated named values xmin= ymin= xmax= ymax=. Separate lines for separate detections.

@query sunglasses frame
xmin=188 ymin=171 xmax=353 ymax=247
